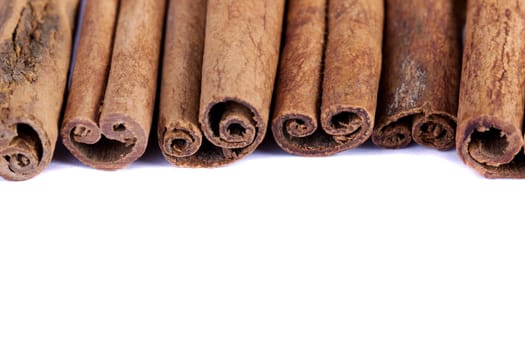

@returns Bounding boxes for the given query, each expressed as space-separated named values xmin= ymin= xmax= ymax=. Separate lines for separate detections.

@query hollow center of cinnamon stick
xmin=208 ymin=101 xmax=256 ymax=147
xmin=468 ymin=127 xmax=510 ymax=164
xmin=70 ymin=132 xmax=135 ymax=163
xmin=0 ymin=123 xmax=43 ymax=174
xmin=324 ymin=109 xmax=368 ymax=137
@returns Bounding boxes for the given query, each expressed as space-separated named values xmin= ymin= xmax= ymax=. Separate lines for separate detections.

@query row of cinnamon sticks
xmin=0 ymin=0 xmax=523 ymax=181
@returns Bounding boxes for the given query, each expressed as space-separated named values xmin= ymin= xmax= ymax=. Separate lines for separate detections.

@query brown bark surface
xmin=272 ymin=0 xmax=383 ymax=156
xmin=373 ymin=0 xmax=463 ymax=150
xmin=62 ymin=0 xmax=165 ymax=170
xmin=0 ymin=0 xmax=79 ymax=181
xmin=173 ymin=0 xmax=284 ymax=167
xmin=457 ymin=0 xmax=525 ymax=178
xmin=158 ymin=0 xmax=206 ymax=166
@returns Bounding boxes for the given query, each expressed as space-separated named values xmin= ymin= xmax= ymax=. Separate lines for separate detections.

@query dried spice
xmin=62 ymin=0 xmax=165 ymax=170
xmin=457 ymin=0 xmax=525 ymax=178
xmin=272 ymin=0 xmax=383 ymax=156
xmin=160 ymin=0 xmax=284 ymax=167
xmin=0 ymin=0 xmax=78 ymax=180
xmin=373 ymin=0 xmax=463 ymax=150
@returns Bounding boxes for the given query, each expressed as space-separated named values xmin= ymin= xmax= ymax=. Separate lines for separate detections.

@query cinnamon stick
xmin=372 ymin=0 xmax=463 ymax=150
xmin=161 ymin=0 xmax=284 ymax=167
xmin=62 ymin=0 xmax=165 ymax=170
xmin=272 ymin=0 xmax=384 ymax=156
xmin=158 ymin=0 xmax=206 ymax=165
xmin=457 ymin=0 xmax=525 ymax=178
xmin=0 ymin=0 xmax=78 ymax=181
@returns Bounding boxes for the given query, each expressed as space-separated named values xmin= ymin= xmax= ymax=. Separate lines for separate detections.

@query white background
xmin=1 ymin=138 xmax=524 ymax=350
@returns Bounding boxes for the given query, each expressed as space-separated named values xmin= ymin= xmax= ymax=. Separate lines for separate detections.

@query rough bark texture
xmin=272 ymin=0 xmax=383 ymax=156
xmin=457 ymin=0 xmax=525 ymax=178
xmin=320 ymin=0 xmax=383 ymax=152
xmin=373 ymin=0 xmax=463 ymax=150
xmin=171 ymin=0 xmax=284 ymax=167
xmin=158 ymin=0 xmax=206 ymax=165
xmin=271 ymin=0 xmax=327 ymax=156
xmin=0 ymin=0 xmax=78 ymax=181
xmin=62 ymin=0 xmax=166 ymax=170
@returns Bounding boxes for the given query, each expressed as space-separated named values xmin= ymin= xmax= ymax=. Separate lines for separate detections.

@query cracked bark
xmin=61 ymin=0 xmax=166 ymax=170
xmin=272 ymin=0 xmax=383 ymax=156
xmin=373 ymin=0 xmax=463 ymax=150
xmin=457 ymin=0 xmax=525 ymax=178
xmin=162 ymin=0 xmax=284 ymax=167
xmin=0 ymin=0 xmax=78 ymax=181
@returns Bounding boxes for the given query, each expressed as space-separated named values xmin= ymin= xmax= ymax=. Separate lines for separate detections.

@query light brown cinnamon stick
xmin=457 ymin=0 xmax=525 ymax=178
xmin=373 ymin=0 xmax=463 ymax=150
xmin=0 ymin=0 xmax=79 ymax=181
xmin=62 ymin=0 xmax=165 ymax=170
xmin=161 ymin=0 xmax=284 ymax=167
xmin=272 ymin=0 xmax=383 ymax=156
xmin=158 ymin=0 xmax=206 ymax=165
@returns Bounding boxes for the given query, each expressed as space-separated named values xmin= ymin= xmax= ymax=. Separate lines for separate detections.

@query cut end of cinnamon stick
xmin=457 ymin=117 xmax=525 ymax=178
xmin=283 ymin=114 xmax=317 ymax=139
xmin=372 ymin=117 xmax=413 ymax=149
xmin=0 ymin=121 xmax=47 ymax=181
xmin=412 ymin=113 xmax=456 ymax=150
xmin=62 ymin=114 xmax=147 ymax=170
xmin=272 ymin=108 xmax=373 ymax=157
xmin=160 ymin=122 xmax=203 ymax=160
xmin=460 ymin=119 xmax=523 ymax=165
xmin=204 ymin=101 xmax=258 ymax=149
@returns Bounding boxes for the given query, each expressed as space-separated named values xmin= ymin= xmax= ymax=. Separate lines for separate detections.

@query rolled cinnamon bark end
xmin=457 ymin=0 xmax=525 ymax=178
xmin=0 ymin=0 xmax=79 ymax=181
xmin=412 ymin=113 xmax=456 ymax=150
xmin=162 ymin=126 xmax=202 ymax=158
xmin=372 ymin=115 xmax=413 ymax=149
xmin=63 ymin=0 xmax=165 ymax=170
xmin=196 ymin=0 xmax=285 ymax=166
xmin=374 ymin=0 xmax=462 ymax=150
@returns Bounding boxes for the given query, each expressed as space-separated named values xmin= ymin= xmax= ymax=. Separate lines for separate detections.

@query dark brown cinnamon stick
xmin=0 ymin=0 xmax=79 ymax=181
xmin=272 ymin=0 xmax=383 ymax=156
xmin=457 ymin=0 xmax=525 ymax=178
xmin=62 ymin=0 xmax=165 ymax=170
xmin=161 ymin=0 xmax=284 ymax=167
xmin=373 ymin=0 xmax=463 ymax=150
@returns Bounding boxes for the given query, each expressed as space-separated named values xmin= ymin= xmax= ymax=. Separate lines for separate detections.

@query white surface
xmin=1 ymin=139 xmax=524 ymax=350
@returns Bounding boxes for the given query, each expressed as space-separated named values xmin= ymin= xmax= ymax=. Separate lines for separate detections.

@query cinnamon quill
xmin=272 ymin=0 xmax=384 ymax=156
xmin=457 ymin=0 xmax=525 ymax=178
xmin=0 ymin=0 xmax=79 ymax=181
xmin=373 ymin=0 xmax=463 ymax=150
xmin=62 ymin=0 xmax=165 ymax=170
xmin=160 ymin=0 xmax=284 ymax=166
